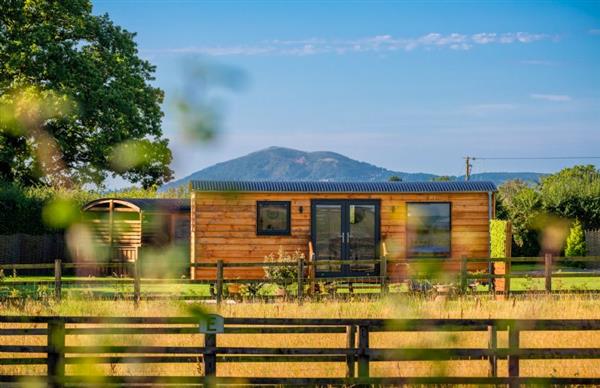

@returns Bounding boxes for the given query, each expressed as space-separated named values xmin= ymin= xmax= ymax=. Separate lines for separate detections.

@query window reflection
xmin=407 ymin=203 xmax=451 ymax=258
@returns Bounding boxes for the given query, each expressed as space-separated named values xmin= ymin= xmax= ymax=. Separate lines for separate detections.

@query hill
xmin=161 ymin=147 xmax=543 ymax=190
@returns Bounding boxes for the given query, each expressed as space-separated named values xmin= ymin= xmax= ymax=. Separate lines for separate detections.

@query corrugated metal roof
xmin=122 ymin=198 xmax=190 ymax=212
xmin=190 ymin=180 xmax=497 ymax=193
xmin=83 ymin=198 xmax=190 ymax=212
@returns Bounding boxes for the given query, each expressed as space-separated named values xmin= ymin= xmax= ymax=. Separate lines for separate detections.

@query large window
xmin=407 ymin=202 xmax=451 ymax=258
xmin=257 ymin=201 xmax=291 ymax=236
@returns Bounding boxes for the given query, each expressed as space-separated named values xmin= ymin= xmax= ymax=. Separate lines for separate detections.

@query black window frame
xmin=406 ymin=201 xmax=452 ymax=259
xmin=256 ymin=201 xmax=292 ymax=236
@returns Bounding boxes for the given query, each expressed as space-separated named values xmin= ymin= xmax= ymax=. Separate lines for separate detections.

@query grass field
xmin=2 ymin=295 xmax=600 ymax=382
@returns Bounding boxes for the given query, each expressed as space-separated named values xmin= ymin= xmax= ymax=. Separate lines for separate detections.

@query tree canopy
xmin=497 ymin=165 xmax=600 ymax=256
xmin=0 ymin=0 xmax=172 ymax=189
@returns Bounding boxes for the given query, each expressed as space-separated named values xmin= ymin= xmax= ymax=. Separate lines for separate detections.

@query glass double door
xmin=311 ymin=199 xmax=380 ymax=277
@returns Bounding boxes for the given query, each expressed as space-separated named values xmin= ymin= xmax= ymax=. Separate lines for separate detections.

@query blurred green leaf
xmin=42 ymin=197 xmax=79 ymax=229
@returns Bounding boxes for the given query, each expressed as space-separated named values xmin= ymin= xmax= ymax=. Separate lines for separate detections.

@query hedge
xmin=0 ymin=183 xmax=187 ymax=235
xmin=490 ymin=219 xmax=510 ymax=258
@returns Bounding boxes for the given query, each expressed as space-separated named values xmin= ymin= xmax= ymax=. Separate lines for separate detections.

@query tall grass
xmin=2 ymin=295 xmax=600 ymax=380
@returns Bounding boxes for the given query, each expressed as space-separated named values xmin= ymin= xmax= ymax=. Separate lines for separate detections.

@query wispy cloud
xmin=521 ymin=59 xmax=557 ymax=66
xmin=589 ymin=29 xmax=600 ymax=35
xmin=530 ymin=93 xmax=572 ymax=102
xmin=463 ymin=103 xmax=517 ymax=116
xmin=146 ymin=32 xmax=554 ymax=57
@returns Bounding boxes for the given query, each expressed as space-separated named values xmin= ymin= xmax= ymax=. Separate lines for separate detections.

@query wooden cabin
xmin=190 ymin=181 xmax=497 ymax=280
xmin=81 ymin=198 xmax=190 ymax=274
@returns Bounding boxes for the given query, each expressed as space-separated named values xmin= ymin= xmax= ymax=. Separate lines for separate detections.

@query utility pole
xmin=464 ymin=156 xmax=473 ymax=181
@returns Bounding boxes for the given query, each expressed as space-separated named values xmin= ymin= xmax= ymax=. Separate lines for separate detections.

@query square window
xmin=407 ymin=202 xmax=451 ymax=258
xmin=257 ymin=201 xmax=291 ymax=235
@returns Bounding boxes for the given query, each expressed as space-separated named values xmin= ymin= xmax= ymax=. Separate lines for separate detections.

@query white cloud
xmin=463 ymin=103 xmax=517 ymax=116
xmin=589 ymin=29 xmax=600 ymax=35
xmin=145 ymin=31 xmax=554 ymax=57
xmin=530 ymin=93 xmax=572 ymax=102
xmin=521 ymin=59 xmax=556 ymax=66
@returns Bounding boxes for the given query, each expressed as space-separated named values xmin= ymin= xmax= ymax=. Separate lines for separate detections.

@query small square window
xmin=257 ymin=201 xmax=291 ymax=236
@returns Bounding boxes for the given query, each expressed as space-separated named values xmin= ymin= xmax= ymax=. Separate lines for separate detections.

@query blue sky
xmin=92 ymin=1 xmax=600 ymax=183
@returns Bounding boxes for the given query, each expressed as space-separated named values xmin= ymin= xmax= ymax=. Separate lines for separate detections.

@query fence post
xmin=460 ymin=256 xmax=467 ymax=293
xmin=216 ymin=260 xmax=223 ymax=306
xmin=487 ymin=325 xmax=497 ymax=377
xmin=54 ymin=259 xmax=62 ymax=302
xmin=380 ymin=255 xmax=388 ymax=295
xmin=544 ymin=253 xmax=553 ymax=292
xmin=508 ymin=322 xmax=520 ymax=388
xmin=357 ymin=325 xmax=370 ymax=379
xmin=297 ymin=258 xmax=304 ymax=305
xmin=505 ymin=258 xmax=512 ymax=298
xmin=204 ymin=332 xmax=217 ymax=387
xmin=346 ymin=325 xmax=356 ymax=378
xmin=47 ymin=318 xmax=65 ymax=388
xmin=133 ymin=260 xmax=141 ymax=308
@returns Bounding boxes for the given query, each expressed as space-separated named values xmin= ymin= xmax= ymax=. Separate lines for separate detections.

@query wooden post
xmin=357 ymin=325 xmax=370 ymax=379
xmin=346 ymin=325 xmax=356 ymax=378
xmin=54 ymin=259 xmax=62 ymax=302
xmin=505 ymin=258 xmax=512 ymax=298
xmin=380 ymin=254 xmax=388 ymax=295
xmin=308 ymin=241 xmax=316 ymax=295
xmin=487 ymin=325 xmax=497 ymax=377
xmin=297 ymin=258 xmax=304 ymax=305
xmin=204 ymin=332 xmax=217 ymax=386
xmin=460 ymin=256 xmax=467 ymax=293
xmin=216 ymin=260 xmax=223 ymax=306
xmin=133 ymin=260 xmax=141 ymax=308
xmin=47 ymin=319 xmax=65 ymax=388
xmin=508 ymin=322 xmax=520 ymax=388
xmin=544 ymin=253 xmax=553 ymax=292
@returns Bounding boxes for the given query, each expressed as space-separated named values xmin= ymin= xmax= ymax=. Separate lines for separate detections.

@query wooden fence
xmin=0 ymin=234 xmax=66 ymax=267
xmin=2 ymin=255 xmax=600 ymax=304
xmin=587 ymin=229 xmax=600 ymax=256
xmin=1 ymin=315 xmax=600 ymax=387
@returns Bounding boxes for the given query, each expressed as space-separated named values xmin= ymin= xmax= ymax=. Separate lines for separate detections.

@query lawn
xmin=3 ymin=268 xmax=600 ymax=300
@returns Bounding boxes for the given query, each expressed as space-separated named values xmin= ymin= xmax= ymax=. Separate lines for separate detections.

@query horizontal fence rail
xmin=1 ymin=316 xmax=600 ymax=386
xmin=2 ymin=255 xmax=600 ymax=304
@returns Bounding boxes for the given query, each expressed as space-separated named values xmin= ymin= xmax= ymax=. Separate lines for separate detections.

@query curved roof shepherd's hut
xmin=81 ymin=198 xmax=190 ymax=273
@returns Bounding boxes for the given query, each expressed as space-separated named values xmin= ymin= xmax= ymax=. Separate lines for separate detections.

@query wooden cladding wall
xmin=191 ymin=192 xmax=492 ymax=280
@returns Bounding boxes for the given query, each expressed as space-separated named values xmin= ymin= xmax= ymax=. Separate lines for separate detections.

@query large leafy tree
xmin=497 ymin=165 xmax=600 ymax=256
xmin=0 ymin=0 xmax=172 ymax=188
xmin=538 ymin=165 xmax=600 ymax=229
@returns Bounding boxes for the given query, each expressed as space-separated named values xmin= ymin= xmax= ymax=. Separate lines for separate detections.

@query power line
xmin=471 ymin=156 xmax=600 ymax=160
xmin=463 ymin=156 xmax=600 ymax=180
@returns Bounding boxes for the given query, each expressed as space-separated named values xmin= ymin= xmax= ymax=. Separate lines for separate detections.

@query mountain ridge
xmin=161 ymin=146 xmax=544 ymax=190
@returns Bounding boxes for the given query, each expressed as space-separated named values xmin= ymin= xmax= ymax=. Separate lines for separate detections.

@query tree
xmin=0 ymin=1 xmax=172 ymax=189
xmin=432 ymin=176 xmax=452 ymax=182
xmin=565 ymin=219 xmax=587 ymax=257
xmin=388 ymin=175 xmax=402 ymax=182
xmin=539 ymin=165 xmax=600 ymax=229
xmin=496 ymin=166 xmax=600 ymax=256
xmin=497 ymin=180 xmax=542 ymax=256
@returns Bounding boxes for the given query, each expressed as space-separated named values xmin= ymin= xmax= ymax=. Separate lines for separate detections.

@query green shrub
xmin=490 ymin=219 xmax=510 ymax=258
xmin=263 ymin=248 xmax=303 ymax=287
xmin=565 ymin=219 xmax=586 ymax=257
